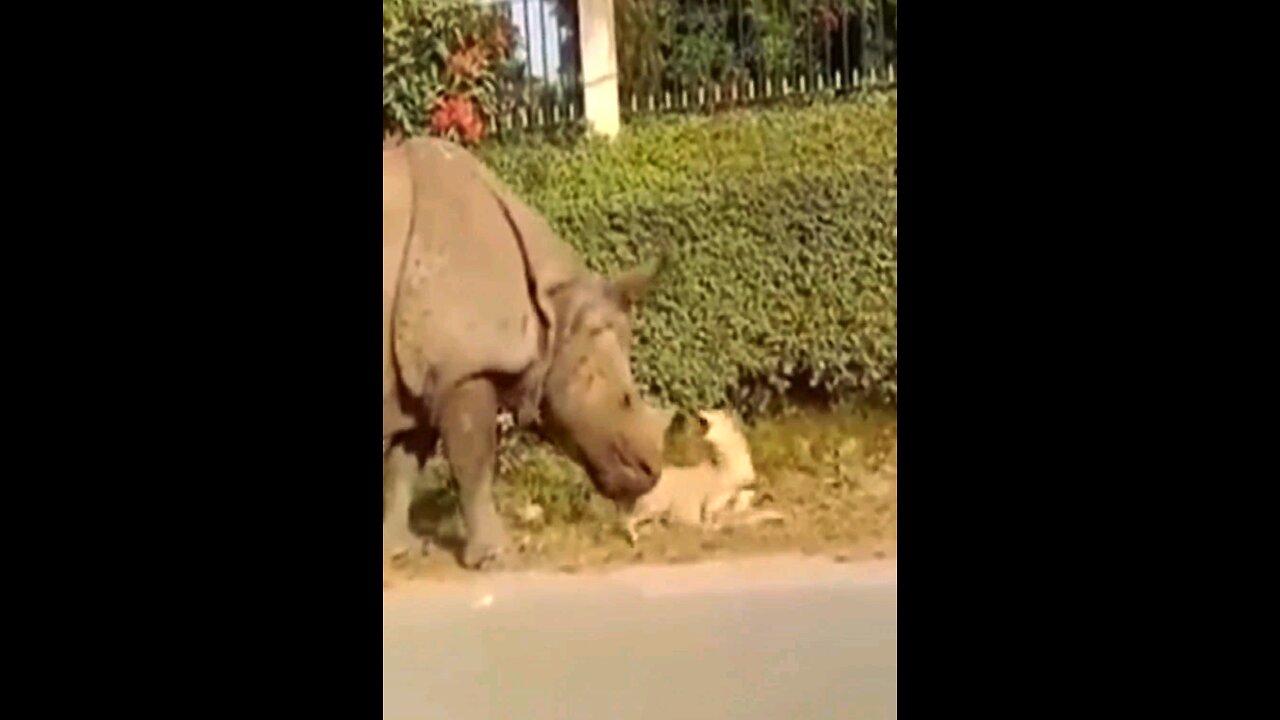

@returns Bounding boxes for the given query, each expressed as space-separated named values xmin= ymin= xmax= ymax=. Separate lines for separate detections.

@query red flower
xmin=490 ymin=21 xmax=512 ymax=55
xmin=447 ymin=43 xmax=488 ymax=81
xmin=430 ymin=95 xmax=486 ymax=144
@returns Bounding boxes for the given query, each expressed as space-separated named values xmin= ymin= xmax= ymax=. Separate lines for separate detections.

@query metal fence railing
xmin=615 ymin=0 xmax=896 ymax=118
xmin=384 ymin=0 xmax=894 ymax=143
xmin=483 ymin=0 xmax=895 ymax=135
xmin=482 ymin=0 xmax=586 ymax=138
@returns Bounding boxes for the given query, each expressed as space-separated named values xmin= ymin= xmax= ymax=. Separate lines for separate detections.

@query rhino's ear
xmin=608 ymin=255 xmax=666 ymax=311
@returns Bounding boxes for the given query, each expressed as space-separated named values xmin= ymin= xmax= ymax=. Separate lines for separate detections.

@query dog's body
xmin=623 ymin=410 xmax=782 ymax=544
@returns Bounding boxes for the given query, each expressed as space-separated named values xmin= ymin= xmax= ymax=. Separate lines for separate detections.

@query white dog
xmin=623 ymin=409 xmax=783 ymax=545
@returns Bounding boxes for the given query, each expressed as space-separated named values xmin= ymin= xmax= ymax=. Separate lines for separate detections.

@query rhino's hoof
xmin=385 ymin=538 xmax=427 ymax=565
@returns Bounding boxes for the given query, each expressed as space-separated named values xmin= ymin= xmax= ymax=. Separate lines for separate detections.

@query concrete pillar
xmin=576 ymin=0 xmax=620 ymax=138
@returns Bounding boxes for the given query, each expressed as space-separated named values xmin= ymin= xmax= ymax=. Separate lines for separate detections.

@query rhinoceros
xmin=383 ymin=137 xmax=671 ymax=569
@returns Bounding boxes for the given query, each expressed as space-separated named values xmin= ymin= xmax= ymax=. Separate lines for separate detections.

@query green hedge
xmin=482 ymin=94 xmax=897 ymax=415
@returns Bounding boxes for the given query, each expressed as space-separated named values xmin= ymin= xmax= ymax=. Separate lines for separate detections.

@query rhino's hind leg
xmin=383 ymin=457 xmax=419 ymax=562
xmin=440 ymin=378 xmax=508 ymax=570
xmin=383 ymin=428 xmax=435 ymax=563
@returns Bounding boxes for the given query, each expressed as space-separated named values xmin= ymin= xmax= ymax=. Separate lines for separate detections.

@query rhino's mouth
xmin=534 ymin=417 xmax=657 ymax=500
xmin=592 ymin=461 xmax=657 ymax=503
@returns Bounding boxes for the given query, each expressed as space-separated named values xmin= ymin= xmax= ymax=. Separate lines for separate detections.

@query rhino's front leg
xmin=440 ymin=378 xmax=508 ymax=570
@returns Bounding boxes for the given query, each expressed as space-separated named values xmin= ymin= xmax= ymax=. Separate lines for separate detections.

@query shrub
xmin=383 ymin=0 xmax=517 ymax=143
xmin=482 ymin=93 xmax=897 ymax=416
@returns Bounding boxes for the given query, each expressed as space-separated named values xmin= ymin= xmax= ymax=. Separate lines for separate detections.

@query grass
xmin=397 ymin=406 xmax=897 ymax=576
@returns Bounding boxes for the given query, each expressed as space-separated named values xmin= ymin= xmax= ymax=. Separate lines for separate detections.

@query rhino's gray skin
xmin=383 ymin=137 xmax=670 ymax=569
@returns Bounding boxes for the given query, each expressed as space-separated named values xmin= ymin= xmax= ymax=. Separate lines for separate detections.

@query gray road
xmin=384 ymin=555 xmax=897 ymax=720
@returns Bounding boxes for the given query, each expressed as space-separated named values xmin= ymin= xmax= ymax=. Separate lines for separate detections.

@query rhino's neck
xmin=506 ymin=277 xmax=595 ymax=428
xmin=547 ymin=276 xmax=604 ymax=346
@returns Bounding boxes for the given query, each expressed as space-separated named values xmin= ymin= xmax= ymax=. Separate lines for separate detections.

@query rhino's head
xmin=539 ymin=262 xmax=673 ymax=503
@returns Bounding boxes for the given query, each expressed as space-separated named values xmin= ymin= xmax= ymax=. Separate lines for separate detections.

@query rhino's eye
xmin=621 ymin=392 xmax=633 ymax=409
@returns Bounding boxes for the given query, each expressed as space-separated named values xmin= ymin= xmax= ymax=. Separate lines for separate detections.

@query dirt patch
xmin=387 ymin=408 xmax=896 ymax=584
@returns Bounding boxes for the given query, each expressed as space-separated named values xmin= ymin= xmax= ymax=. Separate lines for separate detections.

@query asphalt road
xmin=384 ymin=555 xmax=897 ymax=720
